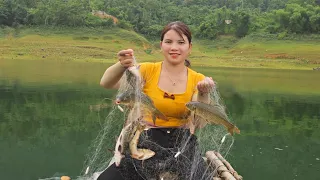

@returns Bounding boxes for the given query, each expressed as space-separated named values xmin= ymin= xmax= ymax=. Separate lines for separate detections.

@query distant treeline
xmin=0 ymin=0 xmax=319 ymax=39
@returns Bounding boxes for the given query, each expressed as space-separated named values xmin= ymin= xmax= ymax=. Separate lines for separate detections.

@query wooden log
xmin=61 ymin=176 xmax=71 ymax=180
xmin=205 ymin=151 xmax=236 ymax=180
xmin=213 ymin=178 xmax=222 ymax=180
xmin=214 ymin=152 xmax=243 ymax=180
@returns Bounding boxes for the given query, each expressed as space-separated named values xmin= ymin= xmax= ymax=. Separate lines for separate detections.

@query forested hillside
xmin=0 ymin=0 xmax=319 ymax=39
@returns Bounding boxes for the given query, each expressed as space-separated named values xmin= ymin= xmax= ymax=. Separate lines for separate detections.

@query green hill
xmin=0 ymin=26 xmax=319 ymax=70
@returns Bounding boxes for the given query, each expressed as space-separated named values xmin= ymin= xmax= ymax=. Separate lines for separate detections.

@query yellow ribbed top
xmin=139 ymin=62 xmax=205 ymax=127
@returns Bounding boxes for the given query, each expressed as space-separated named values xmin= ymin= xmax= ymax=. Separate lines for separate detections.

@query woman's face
xmin=160 ymin=29 xmax=192 ymax=66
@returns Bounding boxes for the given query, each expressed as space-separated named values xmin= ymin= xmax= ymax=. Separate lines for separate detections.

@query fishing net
xmin=80 ymin=59 xmax=237 ymax=180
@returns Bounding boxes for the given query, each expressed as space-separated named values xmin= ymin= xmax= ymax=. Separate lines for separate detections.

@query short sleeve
xmin=138 ymin=62 xmax=156 ymax=83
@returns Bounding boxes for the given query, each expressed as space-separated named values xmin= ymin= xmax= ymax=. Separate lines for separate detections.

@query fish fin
xmin=152 ymin=114 xmax=156 ymax=125
xmin=131 ymin=153 xmax=145 ymax=160
xmin=155 ymin=111 xmax=168 ymax=121
xmin=153 ymin=109 xmax=168 ymax=121
xmin=228 ymin=129 xmax=234 ymax=136
xmin=131 ymin=154 xmax=140 ymax=159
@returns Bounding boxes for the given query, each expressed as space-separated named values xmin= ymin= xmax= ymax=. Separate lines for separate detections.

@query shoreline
xmin=1 ymin=27 xmax=319 ymax=71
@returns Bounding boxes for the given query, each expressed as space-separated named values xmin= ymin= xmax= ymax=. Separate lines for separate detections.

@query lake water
xmin=0 ymin=59 xmax=319 ymax=180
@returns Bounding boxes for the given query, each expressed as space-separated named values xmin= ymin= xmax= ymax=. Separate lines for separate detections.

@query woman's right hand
xmin=117 ymin=49 xmax=135 ymax=68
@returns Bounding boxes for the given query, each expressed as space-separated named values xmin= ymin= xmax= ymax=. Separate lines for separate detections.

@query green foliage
xmin=84 ymin=13 xmax=114 ymax=27
xmin=235 ymin=11 xmax=250 ymax=37
xmin=117 ymin=20 xmax=133 ymax=30
xmin=146 ymin=24 xmax=163 ymax=36
xmin=197 ymin=7 xmax=252 ymax=39
xmin=266 ymin=3 xmax=320 ymax=34
xmin=277 ymin=31 xmax=288 ymax=39
xmin=0 ymin=0 xmax=319 ymax=39
xmin=27 ymin=0 xmax=90 ymax=26
xmin=0 ymin=0 xmax=28 ymax=26
xmin=197 ymin=14 xmax=219 ymax=39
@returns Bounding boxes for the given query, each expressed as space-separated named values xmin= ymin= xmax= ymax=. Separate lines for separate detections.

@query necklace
xmin=163 ymin=64 xmax=186 ymax=86
xmin=168 ymin=75 xmax=177 ymax=86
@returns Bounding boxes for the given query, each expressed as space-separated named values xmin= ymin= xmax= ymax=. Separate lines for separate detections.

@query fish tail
xmin=228 ymin=126 xmax=240 ymax=136
xmin=131 ymin=149 xmax=155 ymax=160
xmin=131 ymin=153 xmax=143 ymax=159
xmin=234 ymin=126 xmax=240 ymax=134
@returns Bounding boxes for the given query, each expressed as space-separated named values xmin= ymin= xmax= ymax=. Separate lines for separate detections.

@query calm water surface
xmin=0 ymin=60 xmax=319 ymax=180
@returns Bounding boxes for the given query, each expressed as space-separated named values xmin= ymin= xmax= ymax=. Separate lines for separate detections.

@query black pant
xmin=97 ymin=128 xmax=209 ymax=180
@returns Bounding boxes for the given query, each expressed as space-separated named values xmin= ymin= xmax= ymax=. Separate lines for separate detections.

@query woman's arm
xmin=100 ymin=49 xmax=135 ymax=89
xmin=100 ymin=62 xmax=126 ymax=89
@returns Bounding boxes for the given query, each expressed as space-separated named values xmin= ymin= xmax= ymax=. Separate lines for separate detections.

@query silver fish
xmin=114 ymin=122 xmax=155 ymax=166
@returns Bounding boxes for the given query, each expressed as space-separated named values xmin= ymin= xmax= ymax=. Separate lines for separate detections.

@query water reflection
xmin=227 ymin=93 xmax=320 ymax=180
xmin=0 ymin=81 xmax=116 ymax=180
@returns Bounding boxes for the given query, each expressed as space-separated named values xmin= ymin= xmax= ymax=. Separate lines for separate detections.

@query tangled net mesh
xmin=80 ymin=59 xmax=236 ymax=180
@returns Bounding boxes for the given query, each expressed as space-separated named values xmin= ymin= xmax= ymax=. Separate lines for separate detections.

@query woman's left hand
xmin=197 ymin=77 xmax=215 ymax=94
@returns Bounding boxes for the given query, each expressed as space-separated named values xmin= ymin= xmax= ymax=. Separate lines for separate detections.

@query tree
xmin=235 ymin=10 xmax=250 ymax=37
xmin=0 ymin=0 xmax=28 ymax=26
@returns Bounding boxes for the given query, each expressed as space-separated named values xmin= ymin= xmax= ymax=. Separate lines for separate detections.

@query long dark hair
xmin=160 ymin=21 xmax=192 ymax=67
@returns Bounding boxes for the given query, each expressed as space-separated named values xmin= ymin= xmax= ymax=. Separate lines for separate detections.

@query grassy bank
xmin=0 ymin=26 xmax=158 ymax=63
xmin=0 ymin=26 xmax=319 ymax=70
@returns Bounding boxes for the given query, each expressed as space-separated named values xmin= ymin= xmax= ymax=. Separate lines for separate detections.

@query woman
xmin=98 ymin=21 xmax=215 ymax=180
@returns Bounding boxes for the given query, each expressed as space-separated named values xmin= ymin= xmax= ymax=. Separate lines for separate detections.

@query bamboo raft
xmin=205 ymin=151 xmax=243 ymax=180
xmin=60 ymin=151 xmax=242 ymax=180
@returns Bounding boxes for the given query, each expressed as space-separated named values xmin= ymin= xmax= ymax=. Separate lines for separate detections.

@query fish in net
xmin=80 ymin=59 xmax=238 ymax=180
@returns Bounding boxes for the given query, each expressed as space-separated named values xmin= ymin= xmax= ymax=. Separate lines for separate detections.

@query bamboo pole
xmin=205 ymin=151 xmax=238 ymax=180
xmin=61 ymin=176 xmax=71 ymax=180
xmin=214 ymin=152 xmax=243 ymax=180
